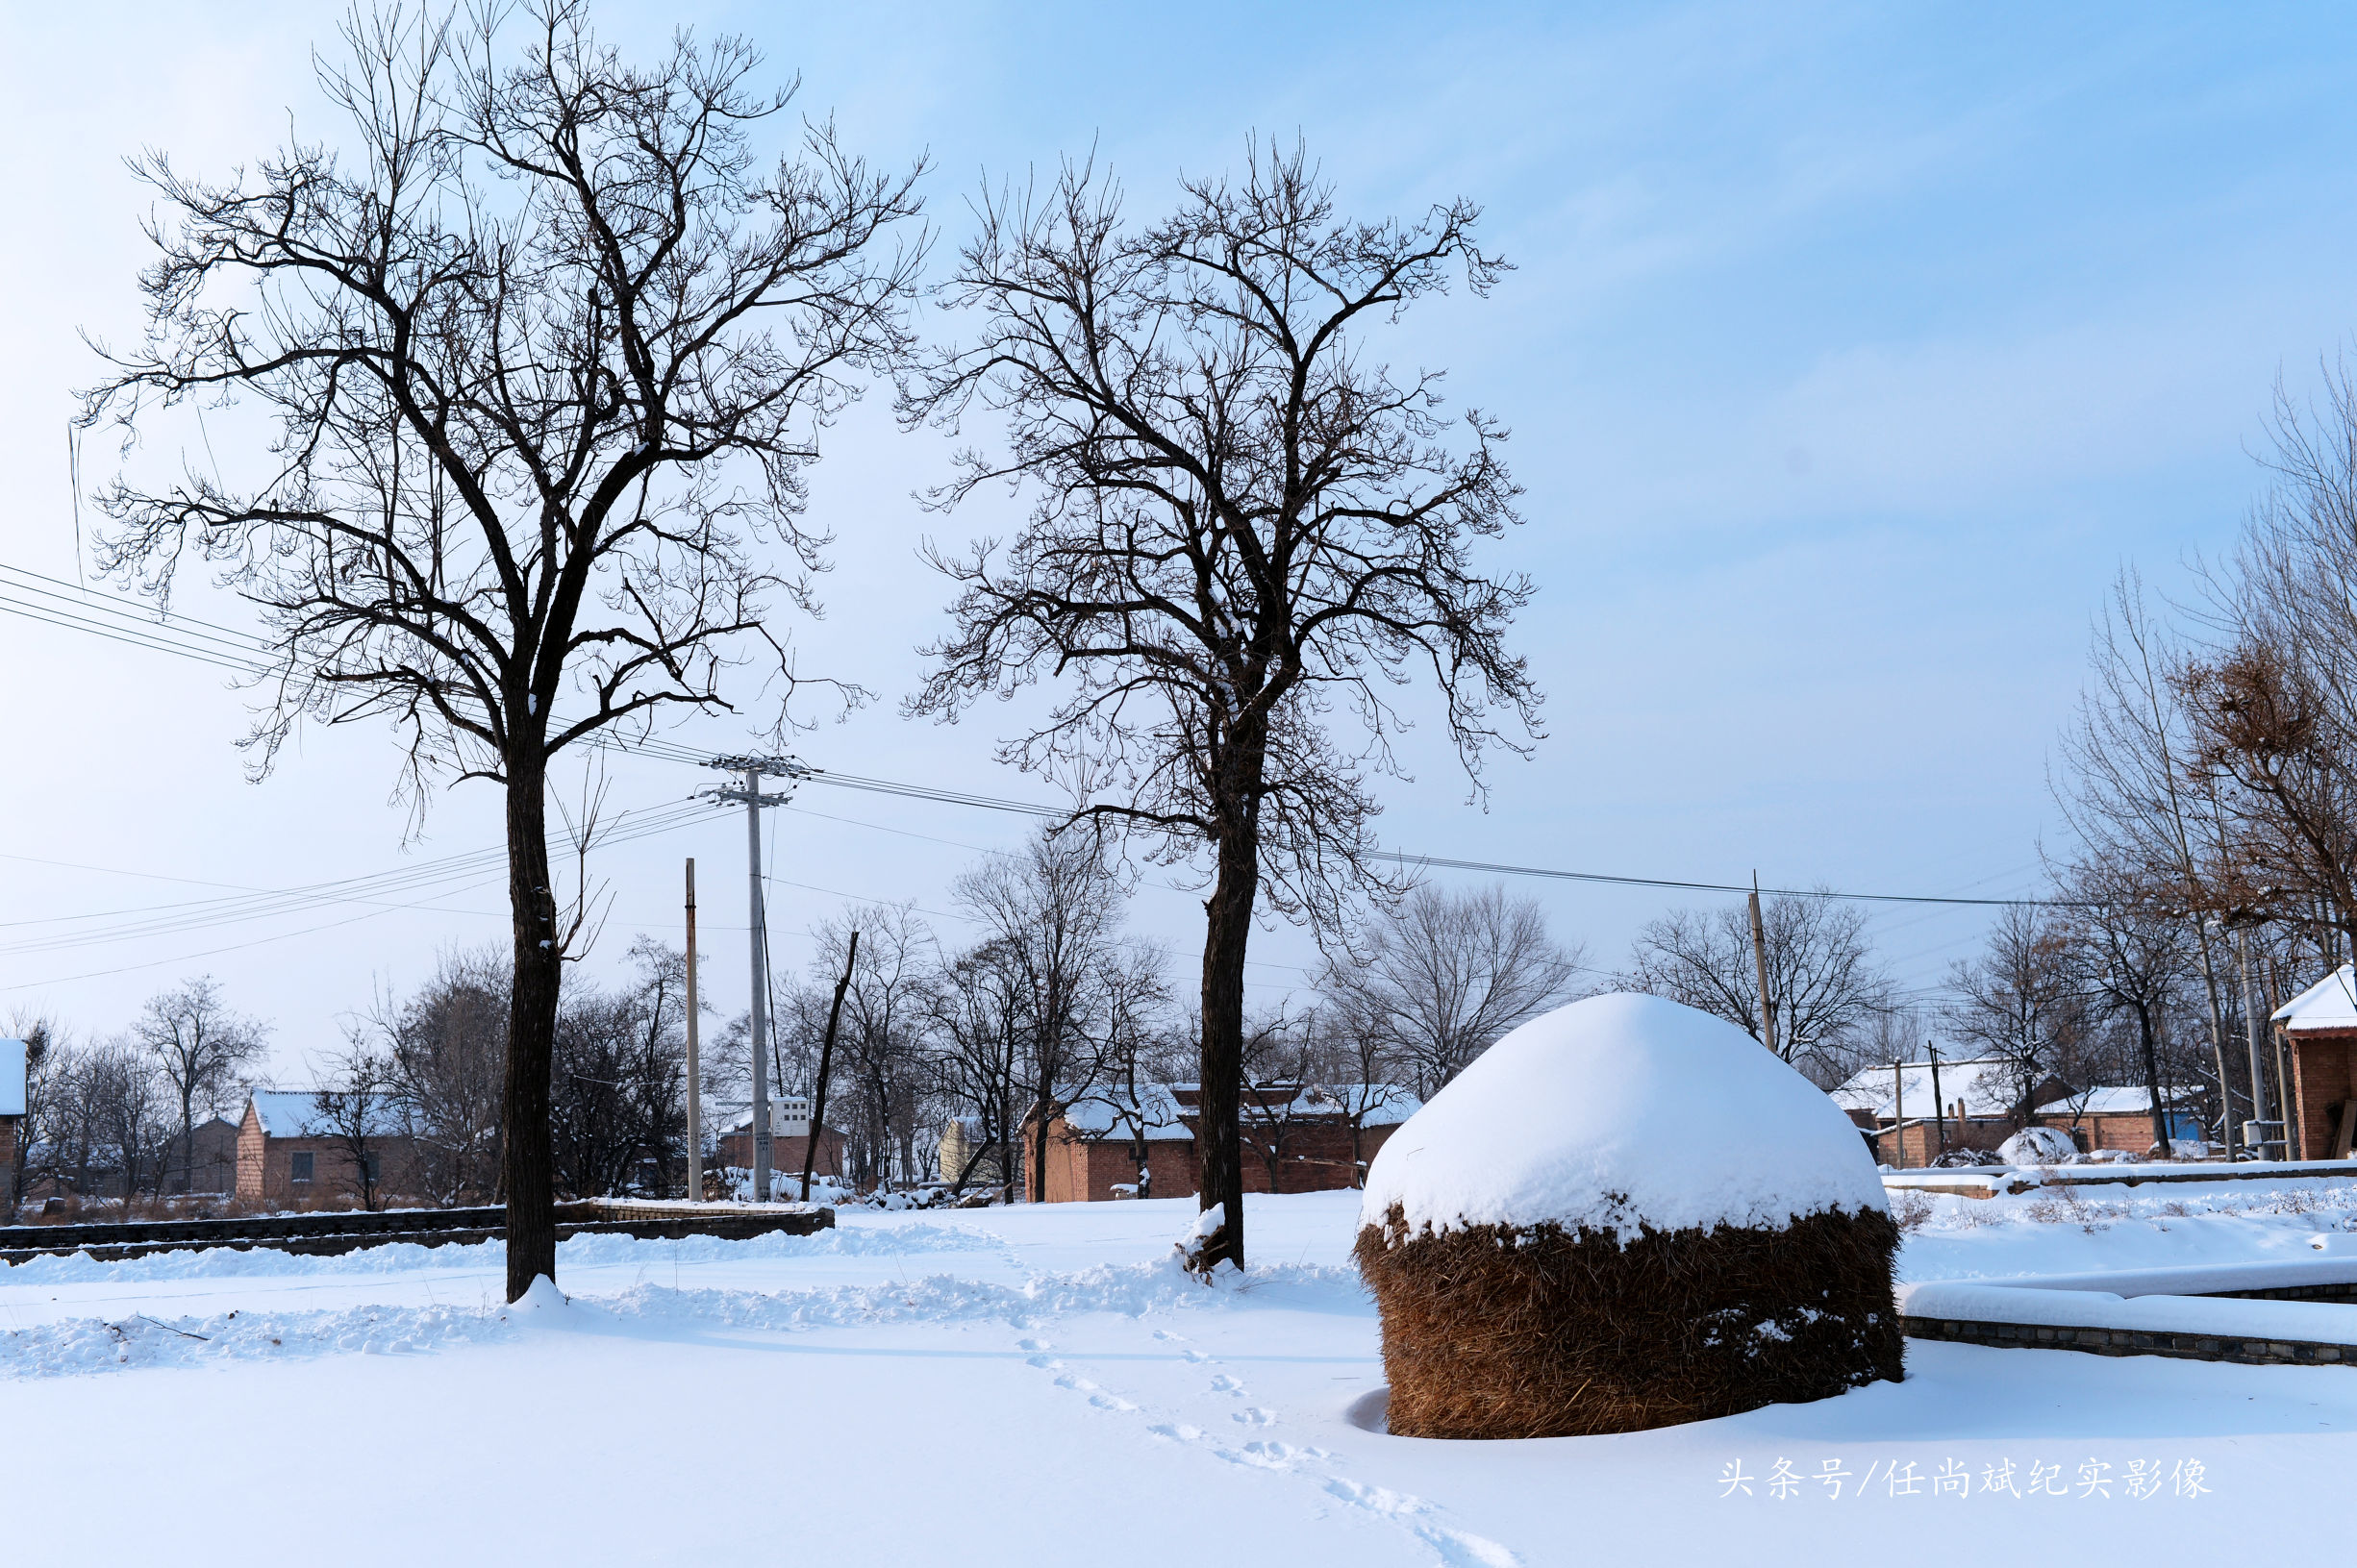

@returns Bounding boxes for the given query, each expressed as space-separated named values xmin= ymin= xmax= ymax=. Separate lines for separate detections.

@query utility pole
xmin=1748 ymin=872 xmax=1778 ymax=1057
xmin=1927 ymin=1043 xmax=1947 ymax=1163
xmin=684 ymin=858 xmax=701 ymax=1202
xmin=1891 ymin=1060 xmax=1906 ymax=1169
xmin=708 ymin=755 xmax=815 ymax=1205
xmin=2239 ymin=928 xmax=2271 ymax=1159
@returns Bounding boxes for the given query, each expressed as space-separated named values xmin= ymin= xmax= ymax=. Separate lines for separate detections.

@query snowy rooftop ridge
xmin=0 ymin=1039 xmax=25 ymax=1119
xmin=2036 ymin=1085 xmax=2196 ymax=1117
xmin=2273 ymin=965 xmax=2357 ymax=1033
xmin=1828 ymin=1057 xmax=2023 ymax=1120
xmin=246 ymin=1089 xmax=404 ymax=1139
xmin=1361 ymin=993 xmax=1888 ymax=1241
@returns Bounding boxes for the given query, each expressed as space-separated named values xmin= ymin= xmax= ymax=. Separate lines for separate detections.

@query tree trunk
xmin=501 ymin=751 xmax=561 ymax=1303
xmin=2134 ymin=1001 xmax=2169 ymax=1157
xmin=1193 ymin=826 xmax=1258 ymax=1272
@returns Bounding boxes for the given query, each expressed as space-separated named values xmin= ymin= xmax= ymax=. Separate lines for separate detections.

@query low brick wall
xmin=1903 ymin=1313 xmax=2351 ymax=1367
xmin=0 ymin=1201 xmax=832 ymax=1266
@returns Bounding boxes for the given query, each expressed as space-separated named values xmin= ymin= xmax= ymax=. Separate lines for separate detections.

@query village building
xmin=1829 ymin=1058 xmax=2072 ymax=1166
xmin=1 ymin=1038 xmax=25 ymax=1213
xmin=163 ymin=1116 xmax=240 ymax=1194
xmin=938 ymin=1115 xmax=1016 ymax=1192
xmin=2271 ymin=966 xmax=2357 ymax=1159
xmin=1026 ymin=1082 xmax=1420 ymax=1204
xmin=2034 ymin=1086 xmax=2199 ymax=1155
xmin=714 ymin=1097 xmax=846 ymax=1180
xmin=237 ymin=1090 xmax=419 ymax=1205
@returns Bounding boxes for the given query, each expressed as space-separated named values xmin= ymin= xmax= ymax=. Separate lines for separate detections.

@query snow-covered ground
xmin=6 ymin=1181 xmax=2355 ymax=1564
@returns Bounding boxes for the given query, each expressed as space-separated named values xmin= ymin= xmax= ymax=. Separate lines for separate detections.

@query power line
xmin=0 ymin=559 xmax=2064 ymax=912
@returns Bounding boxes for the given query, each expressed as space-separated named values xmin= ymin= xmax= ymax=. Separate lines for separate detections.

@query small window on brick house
xmin=289 ymin=1152 xmax=314 ymax=1183
xmin=364 ymin=1153 xmax=382 ymax=1182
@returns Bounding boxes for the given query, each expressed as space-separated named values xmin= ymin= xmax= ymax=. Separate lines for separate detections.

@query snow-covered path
xmin=6 ymin=1186 xmax=2356 ymax=1564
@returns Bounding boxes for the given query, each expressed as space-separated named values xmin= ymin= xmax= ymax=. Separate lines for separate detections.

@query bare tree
xmin=549 ymin=937 xmax=689 ymax=1198
xmin=927 ymin=936 xmax=1025 ymax=1200
xmin=1944 ymin=905 xmax=2090 ymax=1124
xmin=1316 ymin=883 xmax=1582 ymax=1099
xmin=128 ymin=977 xmax=268 ymax=1195
xmin=806 ymin=906 xmax=936 ymax=1190
xmin=373 ymin=947 xmax=509 ymax=1204
xmin=1618 ymin=891 xmax=1892 ymax=1085
xmin=954 ymin=831 xmax=1129 ymax=1203
xmin=313 ymin=1041 xmax=400 ymax=1210
xmin=901 ymin=142 xmax=1540 ymax=1269
xmin=81 ymin=5 xmax=922 ymax=1297
xmin=83 ymin=1043 xmax=171 ymax=1212
xmin=2054 ymin=859 xmax=2192 ymax=1156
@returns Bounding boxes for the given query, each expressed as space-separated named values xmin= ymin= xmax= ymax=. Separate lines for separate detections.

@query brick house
xmin=1028 ymin=1082 xmax=1420 ymax=1204
xmin=237 ymin=1091 xmax=419 ymax=1204
xmin=2272 ymin=965 xmax=2357 ymax=1159
xmin=163 ymin=1116 xmax=240 ymax=1194
xmin=1 ymin=1038 xmax=24 ymax=1213
xmin=1830 ymin=1058 xmax=2072 ymax=1166
xmin=2035 ymin=1086 xmax=2199 ymax=1155
xmin=714 ymin=1097 xmax=846 ymax=1180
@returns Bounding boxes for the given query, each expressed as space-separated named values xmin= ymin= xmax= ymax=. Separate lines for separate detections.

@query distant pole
xmin=802 ymin=930 xmax=859 ymax=1203
xmin=2239 ymin=929 xmax=2269 ymax=1159
xmin=1748 ymin=872 xmax=1778 ymax=1057
xmin=1891 ymin=1060 xmax=1906 ymax=1169
xmin=745 ymin=766 xmax=773 ymax=1203
xmin=1927 ymin=1044 xmax=1947 ymax=1162
xmin=684 ymin=858 xmax=702 ymax=1202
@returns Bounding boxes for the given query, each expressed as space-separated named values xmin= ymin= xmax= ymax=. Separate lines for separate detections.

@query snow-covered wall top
xmin=1358 ymin=993 xmax=1889 ymax=1242
xmin=2273 ymin=965 xmax=2357 ymax=1032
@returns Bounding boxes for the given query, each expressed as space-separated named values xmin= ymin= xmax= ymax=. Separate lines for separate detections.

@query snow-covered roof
xmin=717 ymin=1108 xmax=822 ymax=1136
xmin=1062 ymin=1084 xmax=1193 ymax=1142
xmin=2273 ymin=965 xmax=2357 ymax=1033
xmin=1362 ymin=993 xmax=1887 ymax=1241
xmin=0 ymin=1039 xmax=25 ymax=1119
xmin=1829 ymin=1057 xmax=2022 ymax=1120
xmin=246 ymin=1090 xmax=404 ymax=1139
xmin=2036 ymin=1085 xmax=2194 ymax=1117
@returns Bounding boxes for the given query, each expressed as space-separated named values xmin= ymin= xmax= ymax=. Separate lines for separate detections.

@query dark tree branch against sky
xmin=897 ymin=140 xmax=1541 ymax=1271
xmin=76 ymin=0 xmax=922 ymax=1299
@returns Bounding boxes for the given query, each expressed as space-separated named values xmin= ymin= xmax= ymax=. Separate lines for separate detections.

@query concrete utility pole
xmin=2239 ymin=928 xmax=2271 ymax=1159
xmin=1748 ymin=872 xmax=1778 ymax=1057
xmin=708 ymin=755 xmax=813 ymax=1205
xmin=684 ymin=858 xmax=701 ymax=1202
xmin=1891 ymin=1060 xmax=1906 ymax=1169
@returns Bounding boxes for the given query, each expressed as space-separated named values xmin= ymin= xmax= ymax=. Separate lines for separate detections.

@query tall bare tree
xmin=901 ymin=143 xmax=1540 ymax=1269
xmin=1315 ymin=883 xmax=1583 ymax=1099
xmin=1944 ymin=904 xmax=2090 ymax=1123
xmin=81 ymin=5 xmax=921 ymax=1296
xmin=129 ymin=976 xmax=268 ymax=1195
xmin=1618 ymin=891 xmax=1892 ymax=1086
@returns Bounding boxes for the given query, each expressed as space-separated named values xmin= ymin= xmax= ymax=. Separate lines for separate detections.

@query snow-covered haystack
xmin=1996 ymin=1126 xmax=2078 ymax=1166
xmin=1353 ymin=994 xmax=1903 ymax=1440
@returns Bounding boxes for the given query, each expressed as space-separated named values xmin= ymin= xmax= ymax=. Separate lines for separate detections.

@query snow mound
xmin=1358 ymin=993 xmax=1888 ymax=1241
xmin=1997 ymin=1126 xmax=2078 ymax=1166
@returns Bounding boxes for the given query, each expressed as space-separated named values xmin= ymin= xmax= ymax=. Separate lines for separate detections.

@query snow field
xmin=6 ymin=1185 xmax=2357 ymax=1563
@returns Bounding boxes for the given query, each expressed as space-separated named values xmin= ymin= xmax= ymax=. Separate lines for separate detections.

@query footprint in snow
xmin=1052 ymin=1372 xmax=1138 ymax=1412
xmin=1233 ymin=1407 xmax=1278 ymax=1427
xmin=1208 ymin=1373 xmax=1245 ymax=1395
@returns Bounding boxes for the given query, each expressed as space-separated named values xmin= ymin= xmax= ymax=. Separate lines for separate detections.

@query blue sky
xmin=4 ymin=1 xmax=2354 ymax=1073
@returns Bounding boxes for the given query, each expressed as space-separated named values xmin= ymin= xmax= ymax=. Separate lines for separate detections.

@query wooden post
xmin=1748 ymin=873 xmax=1778 ymax=1057
xmin=803 ymin=930 xmax=859 ymax=1203
xmin=684 ymin=858 xmax=701 ymax=1202
xmin=1927 ymin=1045 xmax=1947 ymax=1163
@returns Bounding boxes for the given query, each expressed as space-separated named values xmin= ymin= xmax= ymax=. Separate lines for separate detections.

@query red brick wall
xmin=715 ymin=1129 xmax=845 ymax=1178
xmin=1037 ymin=1116 xmax=1393 ymax=1202
xmin=236 ymin=1106 xmax=420 ymax=1205
xmin=2291 ymin=1033 xmax=2357 ymax=1160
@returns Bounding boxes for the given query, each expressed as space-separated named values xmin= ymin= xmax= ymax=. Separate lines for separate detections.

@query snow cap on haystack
xmin=1361 ymin=992 xmax=1886 ymax=1243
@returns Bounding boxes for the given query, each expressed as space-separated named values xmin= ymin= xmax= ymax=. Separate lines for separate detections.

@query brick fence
xmin=1901 ymin=1314 xmax=2351 ymax=1367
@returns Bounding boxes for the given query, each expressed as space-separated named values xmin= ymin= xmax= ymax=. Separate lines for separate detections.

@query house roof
xmin=2036 ymin=1085 xmax=2195 ymax=1117
xmin=716 ymin=1108 xmax=829 ymax=1136
xmin=0 ymin=1039 xmax=25 ymax=1119
xmin=1055 ymin=1083 xmax=1422 ymax=1141
xmin=1829 ymin=1058 xmax=2023 ymax=1120
xmin=2272 ymin=966 xmax=2357 ymax=1033
xmin=246 ymin=1090 xmax=404 ymax=1139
